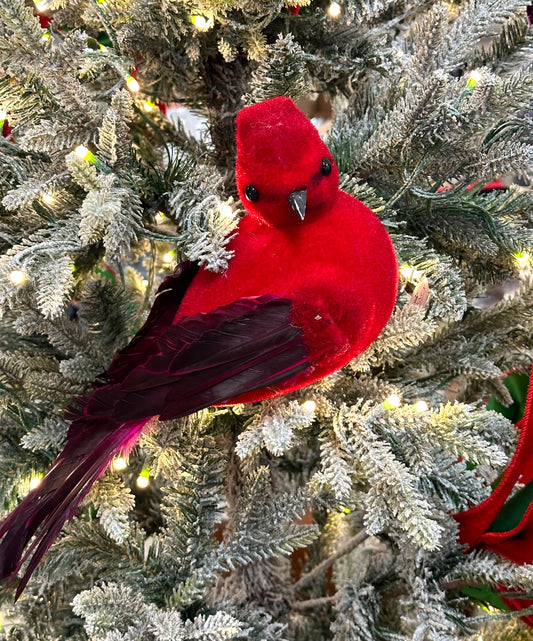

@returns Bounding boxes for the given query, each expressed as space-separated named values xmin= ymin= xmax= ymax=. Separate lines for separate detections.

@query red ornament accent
xmin=437 ymin=179 xmax=506 ymax=193
xmin=455 ymin=363 xmax=533 ymax=626
xmin=2 ymin=120 xmax=13 ymax=141
xmin=289 ymin=5 xmax=301 ymax=14
xmin=38 ymin=14 xmax=53 ymax=28
xmin=480 ymin=179 xmax=506 ymax=192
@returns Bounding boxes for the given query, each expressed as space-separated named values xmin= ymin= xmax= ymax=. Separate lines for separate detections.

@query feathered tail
xmin=0 ymin=415 xmax=148 ymax=598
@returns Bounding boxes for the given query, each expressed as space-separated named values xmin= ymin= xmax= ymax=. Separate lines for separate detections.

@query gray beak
xmin=288 ymin=189 xmax=307 ymax=220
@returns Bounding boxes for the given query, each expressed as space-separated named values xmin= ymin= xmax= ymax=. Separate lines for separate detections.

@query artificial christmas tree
xmin=0 ymin=1 xmax=532 ymax=640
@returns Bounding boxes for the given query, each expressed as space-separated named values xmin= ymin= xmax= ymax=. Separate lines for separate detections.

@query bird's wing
xmin=78 ymin=293 xmax=311 ymax=424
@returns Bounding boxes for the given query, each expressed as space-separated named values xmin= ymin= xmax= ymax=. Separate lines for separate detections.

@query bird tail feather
xmin=0 ymin=416 xmax=147 ymax=598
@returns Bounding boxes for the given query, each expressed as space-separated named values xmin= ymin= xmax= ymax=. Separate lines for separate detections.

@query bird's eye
xmin=321 ymin=158 xmax=332 ymax=176
xmin=245 ymin=185 xmax=260 ymax=202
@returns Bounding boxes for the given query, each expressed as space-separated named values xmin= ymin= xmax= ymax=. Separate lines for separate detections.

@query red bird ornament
xmin=0 ymin=96 xmax=398 ymax=596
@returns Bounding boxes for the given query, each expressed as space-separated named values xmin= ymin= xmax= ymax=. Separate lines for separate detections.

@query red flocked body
xmin=176 ymin=97 xmax=398 ymax=403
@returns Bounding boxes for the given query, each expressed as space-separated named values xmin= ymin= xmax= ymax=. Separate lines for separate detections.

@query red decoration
xmin=38 ymin=14 xmax=53 ymax=28
xmin=479 ymin=179 xmax=506 ymax=192
xmin=455 ymin=363 xmax=533 ymax=625
xmin=178 ymin=97 xmax=398 ymax=402
xmin=289 ymin=4 xmax=301 ymax=14
xmin=0 ymin=97 xmax=398 ymax=596
xmin=437 ymin=180 xmax=506 ymax=193
xmin=2 ymin=120 xmax=12 ymax=140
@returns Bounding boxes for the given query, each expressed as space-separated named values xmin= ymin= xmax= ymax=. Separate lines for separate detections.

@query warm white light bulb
xmin=136 ymin=475 xmax=149 ymax=488
xmin=113 ymin=457 xmax=127 ymax=471
xmin=219 ymin=203 xmax=233 ymax=218
xmin=303 ymin=400 xmax=316 ymax=412
xmin=34 ymin=0 xmax=48 ymax=11
xmin=385 ymin=393 xmax=401 ymax=408
xmin=141 ymin=279 xmax=149 ymax=287
xmin=514 ymin=251 xmax=531 ymax=269
xmin=328 ymin=2 xmax=342 ymax=17
xmin=29 ymin=476 xmax=42 ymax=490
xmin=9 ymin=269 xmax=25 ymax=285
xmin=415 ymin=400 xmax=428 ymax=413
xmin=42 ymin=192 xmax=55 ymax=205
xmin=0 ymin=109 xmax=6 ymax=121
xmin=163 ymin=252 xmax=174 ymax=263
xmin=192 ymin=14 xmax=212 ymax=30
xmin=467 ymin=70 xmax=482 ymax=87
xmin=400 ymin=265 xmax=423 ymax=281
xmin=126 ymin=76 xmax=140 ymax=92
xmin=155 ymin=211 xmax=165 ymax=222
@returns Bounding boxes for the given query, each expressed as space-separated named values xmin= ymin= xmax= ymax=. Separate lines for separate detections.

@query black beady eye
xmin=321 ymin=158 xmax=332 ymax=176
xmin=245 ymin=185 xmax=260 ymax=202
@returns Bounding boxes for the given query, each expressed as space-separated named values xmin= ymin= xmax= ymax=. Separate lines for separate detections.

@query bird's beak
xmin=288 ymin=189 xmax=307 ymax=221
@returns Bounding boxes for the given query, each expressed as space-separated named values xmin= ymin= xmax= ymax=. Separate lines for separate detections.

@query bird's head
xmin=235 ymin=97 xmax=340 ymax=228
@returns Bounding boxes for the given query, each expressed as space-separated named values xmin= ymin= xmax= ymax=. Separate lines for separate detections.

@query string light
xmin=219 ymin=203 xmax=233 ymax=218
xmin=113 ymin=457 xmax=127 ymax=471
xmin=191 ymin=14 xmax=212 ymax=30
xmin=29 ymin=475 xmax=42 ymax=490
xmin=514 ymin=251 xmax=531 ymax=269
xmin=384 ymin=393 xmax=401 ymax=409
xmin=34 ymin=0 xmax=48 ymax=11
xmin=328 ymin=2 xmax=342 ymax=17
xmin=126 ymin=76 xmax=140 ymax=92
xmin=41 ymin=32 xmax=51 ymax=41
xmin=143 ymin=99 xmax=155 ymax=112
xmin=41 ymin=192 xmax=55 ymax=205
xmin=467 ymin=70 xmax=482 ymax=88
xmin=141 ymin=279 xmax=149 ymax=288
xmin=400 ymin=265 xmax=422 ymax=281
xmin=9 ymin=269 xmax=26 ymax=285
xmin=163 ymin=251 xmax=175 ymax=263
xmin=136 ymin=469 xmax=150 ymax=488
xmin=155 ymin=211 xmax=165 ymax=222
xmin=302 ymin=400 xmax=316 ymax=412
xmin=415 ymin=400 xmax=428 ymax=412
xmin=0 ymin=109 xmax=6 ymax=121
xmin=74 ymin=144 xmax=95 ymax=163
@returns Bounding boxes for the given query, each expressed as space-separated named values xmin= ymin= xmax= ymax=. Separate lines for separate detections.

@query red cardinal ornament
xmin=455 ymin=364 xmax=533 ymax=625
xmin=0 ymin=96 xmax=398 ymax=596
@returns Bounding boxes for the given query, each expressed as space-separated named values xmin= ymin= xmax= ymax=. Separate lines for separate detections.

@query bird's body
xmin=178 ymin=191 xmax=394 ymax=404
xmin=0 ymin=96 xmax=398 ymax=596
